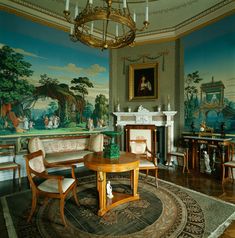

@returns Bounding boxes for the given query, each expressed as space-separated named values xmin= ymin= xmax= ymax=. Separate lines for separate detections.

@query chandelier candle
xmin=63 ymin=0 xmax=150 ymax=50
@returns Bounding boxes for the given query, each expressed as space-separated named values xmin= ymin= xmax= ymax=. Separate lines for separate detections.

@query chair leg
xmin=186 ymin=154 xmax=190 ymax=173
xmin=155 ymin=168 xmax=158 ymax=187
xmin=73 ymin=184 xmax=79 ymax=205
xmin=27 ymin=191 xmax=37 ymax=223
xmin=60 ymin=198 xmax=67 ymax=227
xmin=146 ymin=169 xmax=149 ymax=178
xmin=231 ymin=167 xmax=234 ymax=183
xmin=167 ymin=154 xmax=171 ymax=168
xmin=222 ymin=165 xmax=226 ymax=184
xmin=17 ymin=166 xmax=21 ymax=188
xmin=183 ymin=155 xmax=186 ymax=173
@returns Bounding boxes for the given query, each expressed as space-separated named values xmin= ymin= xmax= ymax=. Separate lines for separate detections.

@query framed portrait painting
xmin=129 ymin=62 xmax=158 ymax=101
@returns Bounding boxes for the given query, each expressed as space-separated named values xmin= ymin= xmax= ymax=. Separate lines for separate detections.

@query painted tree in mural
xmin=70 ymin=77 xmax=94 ymax=123
xmin=83 ymin=102 xmax=94 ymax=121
xmin=0 ymin=45 xmax=35 ymax=132
xmin=92 ymin=94 xmax=109 ymax=126
xmin=36 ymin=74 xmax=77 ymax=127
xmin=184 ymin=70 xmax=203 ymax=125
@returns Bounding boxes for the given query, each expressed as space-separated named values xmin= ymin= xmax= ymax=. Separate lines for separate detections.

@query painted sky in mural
xmin=184 ymin=14 xmax=235 ymax=102
xmin=183 ymin=14 xmax=235 ymax=132
xmin=0 ymin=11 xmax=109 ymax=106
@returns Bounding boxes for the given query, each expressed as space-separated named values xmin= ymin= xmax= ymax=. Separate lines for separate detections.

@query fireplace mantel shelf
xmin=113 ymin=111 xmax=177 ymax=127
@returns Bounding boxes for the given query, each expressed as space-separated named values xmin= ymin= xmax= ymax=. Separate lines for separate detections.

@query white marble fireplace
xmin=113 ymin=106 xmax=177 ymax=160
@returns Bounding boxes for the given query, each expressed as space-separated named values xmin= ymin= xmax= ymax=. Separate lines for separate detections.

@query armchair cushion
xmin=130 ymin=141 xmax=147 ymax=154
xmin=45 ymin=150 xmax=92 ymax=164
xmin=29 ymin=153 xmax=46 ymax=174
xmin=28 ymin=137 xmax=46 ymax=157
xmin=140 ymin=159 xmax=156 ymax=167
xmin=43 ymin=138 xmax=88 ymax=153
xmin=88 ymin=134 xmax=104 ymax=152
xmin=38 ymin=178 xmax=75 ymax=193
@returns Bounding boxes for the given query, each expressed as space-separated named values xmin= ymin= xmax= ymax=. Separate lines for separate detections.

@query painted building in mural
xmin=0 ymin=11 xmax=109 ymax=136
xmin=183 ymin=14 xmax=235 ymax=134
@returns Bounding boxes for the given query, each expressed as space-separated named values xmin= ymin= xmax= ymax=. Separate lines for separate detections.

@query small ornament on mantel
xmin=115 ymin=98 xmax=120 ymax=112
xmin=158 ymin=104 xmax=161 ymax=112
xmin=167 ymin=95 xmax=171 ymax=111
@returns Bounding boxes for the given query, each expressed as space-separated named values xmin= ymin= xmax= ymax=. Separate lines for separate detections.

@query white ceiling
xmin=1 ymin=0 xmax=235 ymax=44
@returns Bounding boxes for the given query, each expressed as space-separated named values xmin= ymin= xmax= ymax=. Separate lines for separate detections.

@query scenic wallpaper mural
xmin=0 ymin=11 xmax=109 ymax=136
xmin=183 ymin=14 xmax=235 ymax=134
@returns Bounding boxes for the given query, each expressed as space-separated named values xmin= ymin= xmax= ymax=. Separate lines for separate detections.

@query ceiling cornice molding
xmin=1 ymin=0 xmax=234 ymax=45
xmin=135 ymin=0 xmax=235 ymax=43
xmin=0 ymin=0 xmax=69 ymax=31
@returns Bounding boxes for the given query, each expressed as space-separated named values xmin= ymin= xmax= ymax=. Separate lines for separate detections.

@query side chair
xmin=167 ymin=138 xmax=190 ymax=174
xmin=222 ymin=142 xmax=235 ymax=183
xmin=0 ymin=144 xmax=21 ymax=187
xmin=24 ymin=150 xmax=79 ymax=227
xmin=129 ymin=139 xmax=158 ymax=186
xmin=167 ymin=148 xmax=189 ymax=173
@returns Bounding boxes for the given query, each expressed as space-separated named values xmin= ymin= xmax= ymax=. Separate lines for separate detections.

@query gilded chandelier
xmin=63 ymin=0 xmax=150 ymax=50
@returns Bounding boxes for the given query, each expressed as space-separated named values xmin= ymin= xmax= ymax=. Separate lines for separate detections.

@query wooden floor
xmin=0 ymin=165 xmax=235 ymax=237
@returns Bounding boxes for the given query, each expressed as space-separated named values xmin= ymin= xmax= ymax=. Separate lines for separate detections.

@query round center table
xmin=84 ymin=151 xmax=140 ymax=216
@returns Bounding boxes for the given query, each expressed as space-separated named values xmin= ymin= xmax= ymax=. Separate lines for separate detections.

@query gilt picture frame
xmin=129 ymin=62 xmax=158 ymax=101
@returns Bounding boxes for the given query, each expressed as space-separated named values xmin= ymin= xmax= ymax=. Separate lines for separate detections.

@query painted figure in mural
xmin=44 ymin=116 xmax=49 ymax=129
xmin=16 ymin=116 xmax=25 ymax=133
xmin=138 ymin=75 xmax=152 ymax=96
xmin=53 ymin=115 xmax=60 ymax=129
xmin=23 ymin=116 xmax=29 ymax=130
xmin=97 ymin=119 xmax=104 ymax=128
xmin=106 ymin=180 xmax=113 ymax=199
xmin=87 ymin=118 xmax=94 ymax=131
xmin=47 ymin=117 xmax=53 ymax=129
xmin=29 ymin=120 xmax=34 ymax=130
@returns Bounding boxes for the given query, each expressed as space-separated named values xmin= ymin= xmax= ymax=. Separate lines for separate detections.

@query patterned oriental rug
xmin=1 ymin=174 xmax=235 ymax=238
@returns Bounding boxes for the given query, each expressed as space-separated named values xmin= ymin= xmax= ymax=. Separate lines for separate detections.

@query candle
xmin=145 ymin=0 xmax=149 ymax=21
xmin=133 ymin=11 xmax=136 ymax=22
xmin=115 ymin=24 xmax=118 ymax=37
xmin=65 ymin=0 xmax=70 ymax=11
xmin=145 ymin=6 xmax=149 ymax=21
xmin=123 ymin=0 xmax=127 ymax=8
xmin=75 ymin=4 xmax=78 ymax=17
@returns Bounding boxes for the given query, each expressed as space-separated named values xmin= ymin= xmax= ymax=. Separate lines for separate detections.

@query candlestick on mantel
xmin=167 ymin=95 xmax=171 ymax=111
xmin=65 ymin=0 xmax=70 ymax=11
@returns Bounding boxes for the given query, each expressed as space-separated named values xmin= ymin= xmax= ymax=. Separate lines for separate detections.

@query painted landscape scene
xmin=183 ymin=14 xmax=235 ymax=134
xmin=0 ymin=12 xmax=109 ymax=136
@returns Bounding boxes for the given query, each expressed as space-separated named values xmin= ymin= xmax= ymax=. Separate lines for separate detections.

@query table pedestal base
xmin=97 ymin=169 xmax=139 ymax=216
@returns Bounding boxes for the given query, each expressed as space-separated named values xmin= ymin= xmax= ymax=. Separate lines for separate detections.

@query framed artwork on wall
xmin=129 ymin=62 xmax=158 ymax=101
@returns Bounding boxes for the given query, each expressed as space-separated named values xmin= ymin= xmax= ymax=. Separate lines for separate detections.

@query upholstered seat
xmin=45 ymin=151 xmax=93 ymax=165
xmin=25 ymin=150 xmax=79 ymax=226
xmin=129 ymin=139 xmax=158 ymax=186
